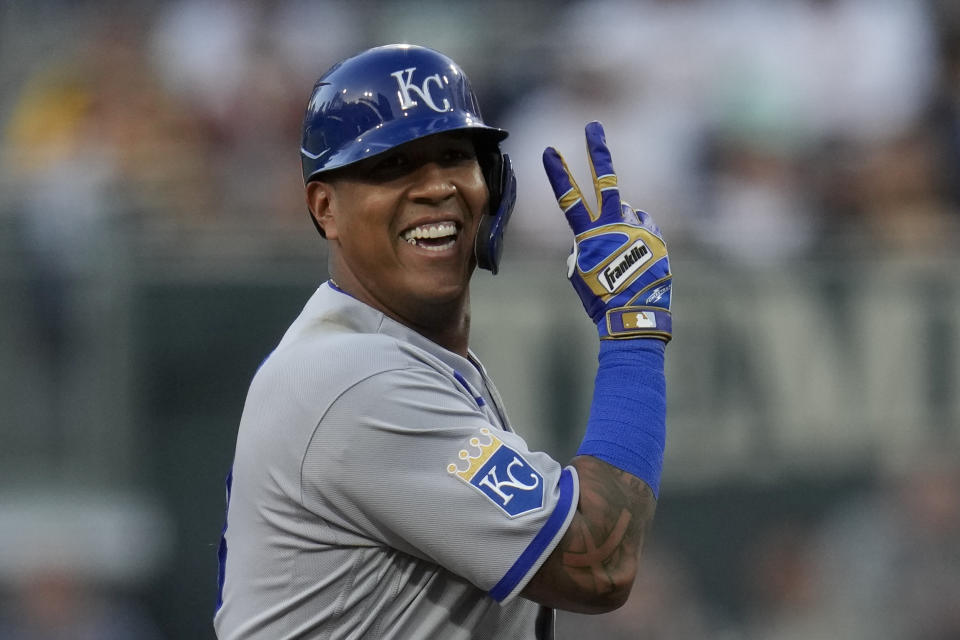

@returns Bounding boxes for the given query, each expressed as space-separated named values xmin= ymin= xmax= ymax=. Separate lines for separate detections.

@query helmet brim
xmin=303 ymin=115 xmax=507 ymax=183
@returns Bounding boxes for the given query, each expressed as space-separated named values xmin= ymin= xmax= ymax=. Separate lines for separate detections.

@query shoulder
xmin=234 ymin=318 xmax=433 ymax=474
xmin=259 ymin=284 xmax=433 ymax=387
xmin=236 ymin=284 xmax=473 ymax=446
xmin=264 ymin=286 xmax=468 ymax=393
xmin=256 ymin=329 xmax=419 ymax=403
xmin=250 ymin=299 xmax=461 ymax=413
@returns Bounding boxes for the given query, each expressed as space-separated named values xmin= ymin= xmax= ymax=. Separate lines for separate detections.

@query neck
xmin=385 ymin=295 xmax=473 ymax=358
xmin=329 ymin=273 xmax=472 ymax=358
xmin=413 ymin=303 xmax=471 ymax=358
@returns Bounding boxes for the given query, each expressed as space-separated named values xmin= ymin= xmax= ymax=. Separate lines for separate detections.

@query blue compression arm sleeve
xmin=576 ymin=339 xmax=666 ymax=497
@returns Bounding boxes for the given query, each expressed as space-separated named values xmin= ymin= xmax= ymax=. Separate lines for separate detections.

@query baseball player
xmin=214 ymin=44 xmax=671 ymax=639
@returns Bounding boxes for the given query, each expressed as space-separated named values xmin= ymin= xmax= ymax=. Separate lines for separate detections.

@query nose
xmin=407 ymin=162 xmax=457 ymax=204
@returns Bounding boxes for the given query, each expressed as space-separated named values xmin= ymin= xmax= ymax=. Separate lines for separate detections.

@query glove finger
xmin=621 ymin=202 xmax=640 ymax=225
xmin=636 ymin=208 xmax=663 ymax=237
xmin=584 ymin=121 xmax=622 ymax=222
xmin=542 ymin=146 xmax=594 ymax=232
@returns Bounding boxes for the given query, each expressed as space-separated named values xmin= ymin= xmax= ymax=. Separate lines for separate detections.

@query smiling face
xmin=306 ymin=131 xmax=489 ymax=348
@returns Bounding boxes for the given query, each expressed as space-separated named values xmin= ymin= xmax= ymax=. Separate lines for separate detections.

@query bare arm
xmin=521 ymin=455 xmax=657 ymax=613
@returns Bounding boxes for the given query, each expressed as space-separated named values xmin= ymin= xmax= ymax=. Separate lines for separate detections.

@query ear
xmin=305 ymin=181 xmax=339 ymax=239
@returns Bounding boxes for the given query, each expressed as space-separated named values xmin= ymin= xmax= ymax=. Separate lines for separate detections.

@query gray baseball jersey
xmin=215 ymin=282 xmax=580 ymax=639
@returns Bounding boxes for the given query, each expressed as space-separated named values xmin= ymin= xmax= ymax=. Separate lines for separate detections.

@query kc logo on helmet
xmin=390 ymin=67 xmax=452 ymax=113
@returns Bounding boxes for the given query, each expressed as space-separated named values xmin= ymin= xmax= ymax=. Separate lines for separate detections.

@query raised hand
xmin=542 ymin=121 xmax=672 ymax=341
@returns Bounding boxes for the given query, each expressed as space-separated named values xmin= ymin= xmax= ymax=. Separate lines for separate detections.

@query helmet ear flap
xmin=475 ymin=151 xmax=516 ymax=274
xmin=476 ymin=142 xmax=502 ymax=213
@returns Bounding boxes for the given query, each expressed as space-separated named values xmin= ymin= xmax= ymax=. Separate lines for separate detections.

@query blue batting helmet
xmin=300 ymin=44 xmax=516 ymax=273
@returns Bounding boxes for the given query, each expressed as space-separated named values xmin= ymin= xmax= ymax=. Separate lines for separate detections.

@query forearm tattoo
xmin=536 ymin=456 xmax=656 ymax=601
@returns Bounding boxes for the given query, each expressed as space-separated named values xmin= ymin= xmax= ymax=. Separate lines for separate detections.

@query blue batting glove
xmin=542 ymin=121 xmax=672 ymax=341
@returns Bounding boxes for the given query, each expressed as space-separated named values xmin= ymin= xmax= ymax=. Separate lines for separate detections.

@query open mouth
xmin=401 ymin=221 xmax=459 ymax=252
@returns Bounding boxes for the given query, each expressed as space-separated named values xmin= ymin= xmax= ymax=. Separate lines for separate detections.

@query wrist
xmin=597 ymin=307 xmax=672 ymax=342
xmin=598 ymin=336 xmax=667 ymax=357
xmin=578 ymin=336 xmax=667 ymax=496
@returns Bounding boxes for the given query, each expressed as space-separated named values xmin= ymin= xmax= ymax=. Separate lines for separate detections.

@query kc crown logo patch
xmin=448 ymin=428 xmax=544 ymax=517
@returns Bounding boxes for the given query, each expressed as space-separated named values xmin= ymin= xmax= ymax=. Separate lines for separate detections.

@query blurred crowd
xmin=2 ymin=1 xmax=960 ymax=638
xmin=558 ymin=444 xmax=960 ymax=640
xmin=506 ymin=0 xmax=960 ymax=263
xmin=2 ymin=0 xmax=960 ymax=263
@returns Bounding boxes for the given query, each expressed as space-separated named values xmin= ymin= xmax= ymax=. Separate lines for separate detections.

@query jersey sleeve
xmin=300 ymin=365 xmax=579 ymax=604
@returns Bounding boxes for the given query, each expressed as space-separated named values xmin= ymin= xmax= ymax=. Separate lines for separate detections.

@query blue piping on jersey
xmin=452 ymin=370 xmax=486 ymax=407
xmin=327 ymin=279 xmax=365 ymax=303
xmin=488 ymin=467 xmax=576 ymax=602
xmin=255 ymin=350 xmax=274 ymax=375
xmin=215 ymin=467 xmax=234 ymax=612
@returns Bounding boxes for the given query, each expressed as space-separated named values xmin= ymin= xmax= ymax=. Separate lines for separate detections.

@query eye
xmin=375 ymin=153 xmax=407 ymax=170
xmin=441 ymin=144 xmax=476 ymax=165
xmin=368 ymin=152 xmax=410 ymax=178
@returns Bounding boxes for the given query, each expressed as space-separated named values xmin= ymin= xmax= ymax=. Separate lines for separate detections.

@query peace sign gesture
xmin=542 ymin=122 xmax=672 ymax=341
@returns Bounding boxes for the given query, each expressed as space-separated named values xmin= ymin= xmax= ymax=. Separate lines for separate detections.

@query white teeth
xmin=401 ymin=221 xmax=458 ymax=243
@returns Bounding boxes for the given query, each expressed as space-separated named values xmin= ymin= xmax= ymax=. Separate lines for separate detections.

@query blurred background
xmin=1 ymin=0 xmax=959 ymax=638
